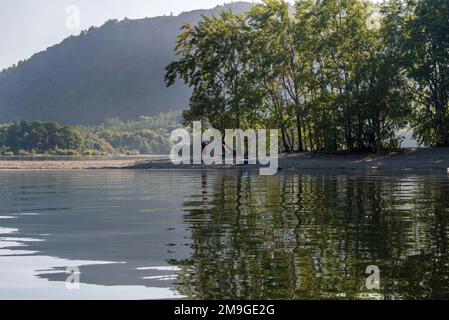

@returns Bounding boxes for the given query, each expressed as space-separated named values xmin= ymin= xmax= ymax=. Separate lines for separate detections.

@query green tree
xmin=403 ymin=0 xmax=449 ymax=146
xmin=165 ymin=11 xmax=255 ymax=132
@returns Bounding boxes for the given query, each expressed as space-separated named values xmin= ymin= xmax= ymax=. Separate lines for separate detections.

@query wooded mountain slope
xmin=0 ymin=2 xmax=253 ymax=124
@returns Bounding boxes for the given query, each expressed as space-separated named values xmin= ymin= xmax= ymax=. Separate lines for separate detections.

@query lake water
xmin=0 ymin=170 xmax=448 ymax=300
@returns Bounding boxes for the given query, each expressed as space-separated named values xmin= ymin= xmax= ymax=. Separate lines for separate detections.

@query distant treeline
xmin=0 ymin=111 xmax=181 ymax=156
xmin=166 ymin=0 xmax=449 ymax=152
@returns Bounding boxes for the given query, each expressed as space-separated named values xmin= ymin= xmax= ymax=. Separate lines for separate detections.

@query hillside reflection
xmin=173 ymin=172 xmax=449 ymax=300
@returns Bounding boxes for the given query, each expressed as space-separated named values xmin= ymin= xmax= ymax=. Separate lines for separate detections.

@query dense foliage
xmin=166 ymin=0 xmax=449 ymax=152
xmin=79 ymin=111 xmax=181 ymax=155
xmin=0 ymin=112 xmax=181 ymax=155
xmin=0 ymin=121 xmax=84 ymax=155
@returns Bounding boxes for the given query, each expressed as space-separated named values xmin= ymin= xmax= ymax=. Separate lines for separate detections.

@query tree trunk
xmin=435 ymin=100 xmax=449 ymax=147
xmin=280 ymin=121 xmax=291 ymax=153
xmin=296 ymin=110 xmax=304 ymax=152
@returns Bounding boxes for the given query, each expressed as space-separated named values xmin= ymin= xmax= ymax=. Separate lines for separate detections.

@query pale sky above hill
xmin=1 ymin=0 xmax=294 ymax=70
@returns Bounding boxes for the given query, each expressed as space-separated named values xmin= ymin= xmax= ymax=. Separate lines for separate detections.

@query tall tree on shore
xmin=165 ymin=11 xmax=259 ymax=133
xmin=246 ymin=0 xmax=303 ymax=152
xmin=403 ymin=0 xmax=449 ymax=146
xmin=382 ymin=0 xmax=449 ymax=147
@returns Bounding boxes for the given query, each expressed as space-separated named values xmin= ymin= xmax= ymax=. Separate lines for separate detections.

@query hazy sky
xmin=0 ymin=0 xmax=277 ymax=70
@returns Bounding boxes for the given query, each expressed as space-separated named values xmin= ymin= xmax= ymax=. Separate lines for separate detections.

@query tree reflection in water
xmin=171 ymin=171 xmax=449 ymax=300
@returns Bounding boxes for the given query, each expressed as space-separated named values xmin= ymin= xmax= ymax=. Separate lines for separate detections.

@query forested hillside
xmin=0 ymin=2 xmax=253 ymax=124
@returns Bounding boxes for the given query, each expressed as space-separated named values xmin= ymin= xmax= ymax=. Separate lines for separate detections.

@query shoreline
xmin=0 ymin=148 xmax=448 ymax=172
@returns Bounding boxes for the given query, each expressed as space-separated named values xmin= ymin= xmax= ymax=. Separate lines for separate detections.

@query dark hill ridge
xmin=0 ymin=2 xmax=253 ymax=125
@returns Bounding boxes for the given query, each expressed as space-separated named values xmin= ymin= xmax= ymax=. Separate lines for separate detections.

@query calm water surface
xmin=0 ymin=170 xmax=448 ymax=300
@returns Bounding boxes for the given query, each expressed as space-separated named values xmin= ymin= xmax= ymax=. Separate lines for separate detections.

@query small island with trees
xmin=166 ymin=0 xmax=448 ymax=153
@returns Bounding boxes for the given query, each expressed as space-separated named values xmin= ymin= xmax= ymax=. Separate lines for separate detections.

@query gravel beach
xmin=0 ymin=148 xmax=448 ymax=172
